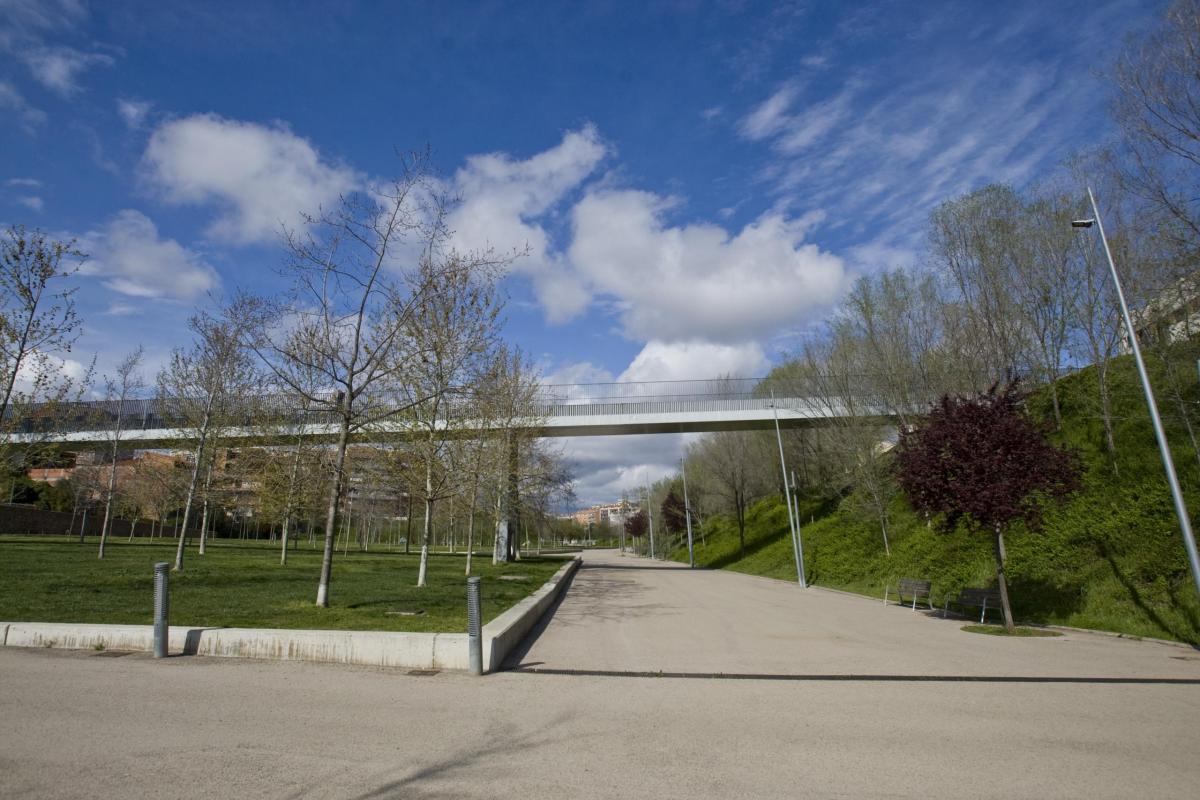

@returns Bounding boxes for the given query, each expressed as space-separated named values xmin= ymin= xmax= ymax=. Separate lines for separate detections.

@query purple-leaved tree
xmin=624 ymin=508 xmax=647 ymax=554
xmin=895 ymin=382 xmax=1081 ymax=631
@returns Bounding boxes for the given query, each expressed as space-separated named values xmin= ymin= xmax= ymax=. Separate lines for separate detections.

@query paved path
xmin=2 ymin=551 xmax=1200 ymax=798
xmin=512 ymin=549 xmax=1200 ymax=679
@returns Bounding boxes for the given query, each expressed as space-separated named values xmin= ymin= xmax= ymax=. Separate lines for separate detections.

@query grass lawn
xmin=0 ymin=535 xmax=566 ymax=633
xmin=960 ymin=624 xmax=1063 ymax=637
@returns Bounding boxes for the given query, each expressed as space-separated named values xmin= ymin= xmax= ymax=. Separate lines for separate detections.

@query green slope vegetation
xmin=672 ymin=345 xmax=1200 ymax=644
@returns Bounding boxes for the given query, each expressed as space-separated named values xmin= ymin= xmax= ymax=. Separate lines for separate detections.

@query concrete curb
xmin=0 ymin=556 xmax=583 ymax=672
xmin=484 ymin=555 xmax=581 ymax=672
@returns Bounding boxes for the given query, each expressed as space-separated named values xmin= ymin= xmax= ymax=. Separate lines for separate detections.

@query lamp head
xmin=1072 ymin=218 xmax=1095 ymax=228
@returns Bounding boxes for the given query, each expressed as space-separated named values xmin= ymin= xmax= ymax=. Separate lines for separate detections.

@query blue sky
xmin=0 ymin=0 xmax=1162 ymax=504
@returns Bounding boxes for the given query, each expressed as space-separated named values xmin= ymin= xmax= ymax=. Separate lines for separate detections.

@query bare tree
xmin=1112 ymin=0 xmax=1200 ymax=262
xmin=395 ymin=253 xmax=503 ymax=587
xmin=159 ymin=301 xmax=259 ymax=571
xmin=803 ymin=332 xmax=897 ymax=554
xmin=689 ymin=431 xmax=771 ymax=559
xmin=0 ymin=225 xmax=89 ymax=488
xmin=482 ymin=347 xmax=545 ymax=564
xmin=247 ymin=156 xmax=511 ymax=606
xmin=97 ymin=347 xmax=144 ymax=559
xmin=929 ymin=185 xmax=1031 ymax=388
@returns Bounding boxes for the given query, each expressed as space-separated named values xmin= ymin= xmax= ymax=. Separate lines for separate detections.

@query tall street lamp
xmin=645 ymin=480 xmax=656 ymax=559
xmin=771 ymin=391 xmax=806 ymax=587
xmin=1074 ymin=186 xmax=1200 ymax=599
xmin=680 ymin=457 xmax=696 ymax=568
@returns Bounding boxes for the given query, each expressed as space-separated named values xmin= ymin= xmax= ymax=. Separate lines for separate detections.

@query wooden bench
xmin=944 ymin=587 xmax=1003 ymax=623
xmin=883 ymin=578 xmax=933 ymax=610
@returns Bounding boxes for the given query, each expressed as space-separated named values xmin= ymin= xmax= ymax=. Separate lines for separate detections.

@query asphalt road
xmin=2 ymin=549 xmax=1199 ymax=799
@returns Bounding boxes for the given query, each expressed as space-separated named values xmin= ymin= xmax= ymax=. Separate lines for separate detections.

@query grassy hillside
xmin=673 ymin=344 xmax=1200 ymax=644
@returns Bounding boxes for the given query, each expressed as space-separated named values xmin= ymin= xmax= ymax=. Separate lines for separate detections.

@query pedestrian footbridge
xmin=7 ymin=378 xmax=886 ymax=447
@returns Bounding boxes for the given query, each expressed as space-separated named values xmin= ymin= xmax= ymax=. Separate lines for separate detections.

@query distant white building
xmin=569 ymin=499 xmax=635 ymax=528
xmin=1124 ymin=271 xmax=1200 ymax=352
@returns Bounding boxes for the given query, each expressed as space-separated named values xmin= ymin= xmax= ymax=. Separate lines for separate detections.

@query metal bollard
xmin=153 ymin=562 xmax=169 ymax=658
xmin=467 ymin=577 xmax=482 ymax=676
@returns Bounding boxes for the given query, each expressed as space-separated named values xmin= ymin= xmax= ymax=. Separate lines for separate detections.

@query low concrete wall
xmin=1 ymin=621 xmax=470 ymax=669
xmin=0 ymin=555 xmax=582 ymax=673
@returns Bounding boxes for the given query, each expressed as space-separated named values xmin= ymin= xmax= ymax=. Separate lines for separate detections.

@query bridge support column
xmin=495 ymin=435 xmax=520 ymax=563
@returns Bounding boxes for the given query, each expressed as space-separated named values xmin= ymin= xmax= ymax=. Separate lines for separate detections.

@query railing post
xmin=153 ymin=562 xmax=169 ymax=658
xmin=467 ymin=577 xmax=483 ymax=676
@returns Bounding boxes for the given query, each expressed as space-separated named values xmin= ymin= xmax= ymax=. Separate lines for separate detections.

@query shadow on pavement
xmin=499 ymin=565 xmax=581 ymax=671
xmin=321 ymin=711 xmax=578 ymax=800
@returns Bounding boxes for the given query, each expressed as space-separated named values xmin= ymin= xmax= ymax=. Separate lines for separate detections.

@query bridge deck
xmin=5 ymin=377 xmax=889 ymax=446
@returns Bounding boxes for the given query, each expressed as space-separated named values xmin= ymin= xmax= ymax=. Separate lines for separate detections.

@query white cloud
xmin=444 ymin=128 xmax=846 ymax=342
xmin=617 ymin=340 xmax=769 ymax=383
xmin=15 ymin=195 xmax=43 ymax=211
xmin=739 ymin=84 xmax=798 ymax=140
xmin=544 ymin=360 xmax=615 ymax=386
xmin=447 ymin=125 xmax=609 ymax=323
xmin=559 ymin=433 xmax=691 ymax=507
xmin=142 ymin=114 xmax=360 ymax=245
xmin=117 ymin=98 xmax=151 ymax=129
xmin=734 ymin=10 xmax=1131 ymax=273
xmin=775 ymin=87 xmax=859 ymax=154
xmin=0 ymin=0 xmax=88 ymax=36
xmin=21 ymin=46 xmax=113 ymax=95
xmin=12 ymin=350 xmax=88 ymax=395
xmin=77 ymin=210 xmax=219 ymax=300
xmin=569 ymin=190 xmax=846 ymax=342
xmin=0 ymin=80 xmax=46 ymax=133
xmin=5 ymin=177 xmax=42 ymax=188
xmin=546 ymin=339 xmax=768 ymax=507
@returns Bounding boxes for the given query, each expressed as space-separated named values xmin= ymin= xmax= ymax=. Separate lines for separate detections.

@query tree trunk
xmin=1048 ymin=381 xmax=1063 ymax=431
xmin=992 ymin=524 xmax=1016 ymax=632
xmin=280 ymin=437 xmax=302 ymax=565
xmin=465 ymin=472 xmax=479 ymax=576
xmin=98 ymin=462 xmax=117 ymax=559
xmin=316 ymin=416 xmax=351 ymax=607
xmin=417 ymin=457 xmax=434 ymax=587
xmin=736 ymin=493 xmax=746 ymax=559
xmin=1096 ymin=361 xmax=1118 ymax=474
xmin=98 ymin=391 xmax=128 ymax=559
xmin=878 ymin=505 xmax=891 ymax=556
xmin=173 ymin=406 xmax=211 ymax=572
xmin=404 ymin=493 xmax=413 ymax=555
xmin=198 ymin=462 xmax=213 ymax=556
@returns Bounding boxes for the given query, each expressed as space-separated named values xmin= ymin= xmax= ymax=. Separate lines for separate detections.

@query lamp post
xmin=771 ymin=391 xmax=806 ymax=587
xmin=1074 ymin=186 xmax=1200 ymax=599
xmin=680 ymin=457 xmax=695 ymax=568
xmin=645 ymin=481 xmax=656 ymax=559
